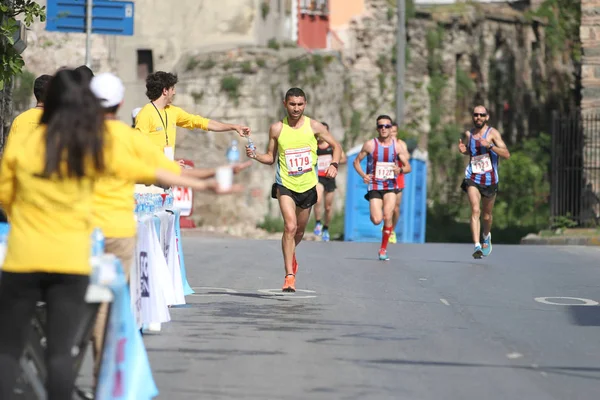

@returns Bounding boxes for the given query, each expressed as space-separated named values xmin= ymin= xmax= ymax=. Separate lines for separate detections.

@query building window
xmin=137 ymin=49 xmax=153 ymax=80
xmin=300 ymin=0 xmax=329 ymax=16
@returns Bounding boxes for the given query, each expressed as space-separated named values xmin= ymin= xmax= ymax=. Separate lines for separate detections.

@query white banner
xmin=134 ymin=216 xmax=170 ymax=326
xmin=164 ymin=213 xmax=185 ymax=305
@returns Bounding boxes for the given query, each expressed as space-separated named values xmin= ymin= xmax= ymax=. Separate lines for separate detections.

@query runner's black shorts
xmin=461 ymin=178 xmax=498 ymax=198
xmin=272 ymin=183 xmax=318 ymax=209
xmin=364 ymin=189 xmax=400 ymax=201
xmin=318 ymin=176 xmax=337 ymax=193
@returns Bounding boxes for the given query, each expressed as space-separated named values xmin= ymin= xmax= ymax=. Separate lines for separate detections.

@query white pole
xmin=85 ymin=0 xmax=92 ymax=67
xmin=396 ymin=0 xmax=405 ymax=126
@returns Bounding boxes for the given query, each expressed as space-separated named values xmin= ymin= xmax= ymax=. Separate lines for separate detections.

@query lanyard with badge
xmin=151 ymin=102 xmax=174 ymax=160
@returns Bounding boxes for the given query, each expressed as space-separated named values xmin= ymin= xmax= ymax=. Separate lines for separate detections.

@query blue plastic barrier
xmin=344 ymin=147 xmax=428 ymax=243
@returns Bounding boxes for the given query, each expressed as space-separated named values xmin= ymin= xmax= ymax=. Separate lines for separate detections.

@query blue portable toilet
xmin=344 ymin=147 xmax=428 ymax=243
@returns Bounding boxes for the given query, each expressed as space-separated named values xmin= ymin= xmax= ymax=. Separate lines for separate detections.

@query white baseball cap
xmin=131 ymin=107 xmax=142 ymax=119
xmin=90 ymin=72 xmax=125 ymax=108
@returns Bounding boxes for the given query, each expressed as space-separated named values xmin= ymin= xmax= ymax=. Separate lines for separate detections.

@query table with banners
xmin=131 ymin=206 xmax=194 ymax=331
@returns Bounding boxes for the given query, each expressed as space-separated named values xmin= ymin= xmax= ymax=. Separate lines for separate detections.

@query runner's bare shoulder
xmin=363 ymin=138 xmax=375 ymax=154
xmin=270 ymin=121 xmax=284 ymax=139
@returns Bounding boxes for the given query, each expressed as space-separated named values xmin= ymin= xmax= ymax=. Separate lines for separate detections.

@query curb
xmin=520 ymin=234 xmax=600 ymax=246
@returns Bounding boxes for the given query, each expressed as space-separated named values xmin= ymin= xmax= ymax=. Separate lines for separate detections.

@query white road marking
xmin=506 ymin=352 xmax=523 ymax=360
xmin=534 ymin=297 xmax=599 ymax=306
xmin=419 ymin=278 xmax=427 ymax=281
xmin=440 ymin=298 xmax=450 ymax=306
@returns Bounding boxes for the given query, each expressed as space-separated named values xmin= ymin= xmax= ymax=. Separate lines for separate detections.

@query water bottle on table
xmin=218 ymin=139 xmax=238 ymax=190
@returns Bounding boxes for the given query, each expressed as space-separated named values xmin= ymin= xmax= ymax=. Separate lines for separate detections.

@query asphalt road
xmin=98 ymin=238 xmax=600 ymax=399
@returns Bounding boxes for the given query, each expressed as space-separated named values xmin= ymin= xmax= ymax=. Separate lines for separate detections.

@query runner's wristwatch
xmin=329 ymin=162 xmax=339 ymax=169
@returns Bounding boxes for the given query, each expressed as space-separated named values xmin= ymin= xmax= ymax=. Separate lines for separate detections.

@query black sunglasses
xmin=377 ymin=124 xmax=393 ymax=129
xmin=473 ymin=113 xmax=487 ymax=117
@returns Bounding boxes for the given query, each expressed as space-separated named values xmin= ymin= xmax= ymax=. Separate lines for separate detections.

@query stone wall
xmin=581 ymin=0 xmax=600 ymax=113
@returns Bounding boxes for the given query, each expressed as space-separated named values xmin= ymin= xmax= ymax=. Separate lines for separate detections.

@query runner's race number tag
xmin=375 ymin=162 xmax=396 ymax=180
xmin=471 ymin=154 xmax=492 ymax=174
xmin=317 ymin=154 xmax=332 ymax=172
xmin=285 ymin=147 xmax=313 ymax=176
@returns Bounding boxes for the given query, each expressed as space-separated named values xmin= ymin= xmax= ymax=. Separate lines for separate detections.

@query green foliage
xmin=493 ymin=133 xmax=551 ymax=228
xmin=550 ymin=215 xmax=578 ymax=230
xmin=261 ymin=1 xmax=270 ymax=20
xmin=378 ymin=73 xmax=386 ymax=95
xmin=267 ymin=38 xmax=280 ymax=50
xmin=312 ymin=54 xmax=325 ymax=76
xmin=387 ymin=7 xmax=394 ymax=22
xmin=200 ymin=58 xmax=217 ymax=70
xmin=258 ymin=214 xmax=284 ymax=233
xmin=376 ymin=54 xmax=388 ymax=70
xmin=240 ymin=60 xmax=253 ymax=74
xmin=220 ymin=76 xmax=242 ymax=104
xmin=287 ymin=54 xmax=326 ymax=87
xmin=191 ymin=90 xmax=204 ymax=104
xmin=186 ymin=57 xmax=200 ymax=71
xmin=256 ymin=58 xmax=266 ymax=68
xmin=0 ymin=0 xmax=46 ymax=90
xmin=12 ymin=69 xmax=35 ymax=112
xmin=288 ymin=56 xmax=310 ymax=83
xmin=455 ymin=66 xmax=475 ymax=100
xmin=526 ymin=0 xmax=581 ymax=62
xmin=342 ymin=110 xmax=363 ymax=149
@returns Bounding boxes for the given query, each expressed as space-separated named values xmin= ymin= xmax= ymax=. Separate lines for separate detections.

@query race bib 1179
xmin=285 ymin=147 xmax=313 ymax=176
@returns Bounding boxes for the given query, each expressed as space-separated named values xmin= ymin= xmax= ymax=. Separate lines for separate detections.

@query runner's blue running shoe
xmin=322 ymin=228 xmax=330 ymax=242
xmin=472 ymin=244 xmax=483 ymax=259
xmin=482 ymin=233 xmax=492 ymax=257
xmin=378 ymin=249 xmax=389 ymax=261
xmin=313 ymin=222 xmax=322 ymax=236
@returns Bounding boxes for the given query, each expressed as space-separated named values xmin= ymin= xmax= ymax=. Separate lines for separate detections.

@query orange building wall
xmin=329 ymin=0 xmax=365 ymax=28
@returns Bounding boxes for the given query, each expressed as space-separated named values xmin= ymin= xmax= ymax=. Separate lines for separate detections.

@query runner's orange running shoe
xmin=282 ymin=274 xmax=296 ymax=292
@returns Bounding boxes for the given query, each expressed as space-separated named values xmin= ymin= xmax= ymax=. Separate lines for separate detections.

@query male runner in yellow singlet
xmin=246 ymin=88 xmax=342 ymax=292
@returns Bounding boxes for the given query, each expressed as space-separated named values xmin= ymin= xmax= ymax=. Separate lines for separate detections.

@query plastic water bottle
xmin=247 ymin=137 xmax=256 ymax=158
xmin=91 ymin=227 xmax=105 ymax=257
xmin=226 ymin=139 xmax=240 ymax=164
xmin=0 ymin=231 xmax=7 ymax=267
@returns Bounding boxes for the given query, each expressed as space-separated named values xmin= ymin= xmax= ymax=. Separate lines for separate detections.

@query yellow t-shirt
xmin=92 ymin=120 xmax=182 ymax=238
xmin=0 ymin=124 xmax=159 ymax=275
xmin=276 ymin=116 xmax=318 ymax=193
xmin=7 ymin=107 xmax=43 ymax=141
xmin=134 ymin=103 xmax=210 ymax=150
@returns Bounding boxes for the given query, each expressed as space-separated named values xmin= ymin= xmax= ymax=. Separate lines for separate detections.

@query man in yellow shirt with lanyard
xmin=135 ymin=71 xmax=251 ymax=160
xmin=246 ymin=88 xmax=342 ymax=292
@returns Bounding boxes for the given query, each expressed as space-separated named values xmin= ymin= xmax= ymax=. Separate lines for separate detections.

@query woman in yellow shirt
xmin=0 ymin=69 xmax=227 ymax=399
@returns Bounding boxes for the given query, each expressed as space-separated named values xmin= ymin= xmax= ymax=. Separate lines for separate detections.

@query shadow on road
xmin=353 ymin=358 xmax=600 ymax=381
xmin=568 ymin=305 xmax=600 ymax=326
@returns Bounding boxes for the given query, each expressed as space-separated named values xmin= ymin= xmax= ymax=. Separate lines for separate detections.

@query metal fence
xmin=551 ymin=111 xmax=600 ymax=227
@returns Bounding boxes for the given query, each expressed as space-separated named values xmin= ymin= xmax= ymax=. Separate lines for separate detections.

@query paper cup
xmin=216 ymin=166 xmax=233 ymax=191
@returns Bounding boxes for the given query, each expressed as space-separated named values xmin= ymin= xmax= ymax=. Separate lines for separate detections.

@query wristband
xmin=330 ymin=162 xmax=339 ymax=169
